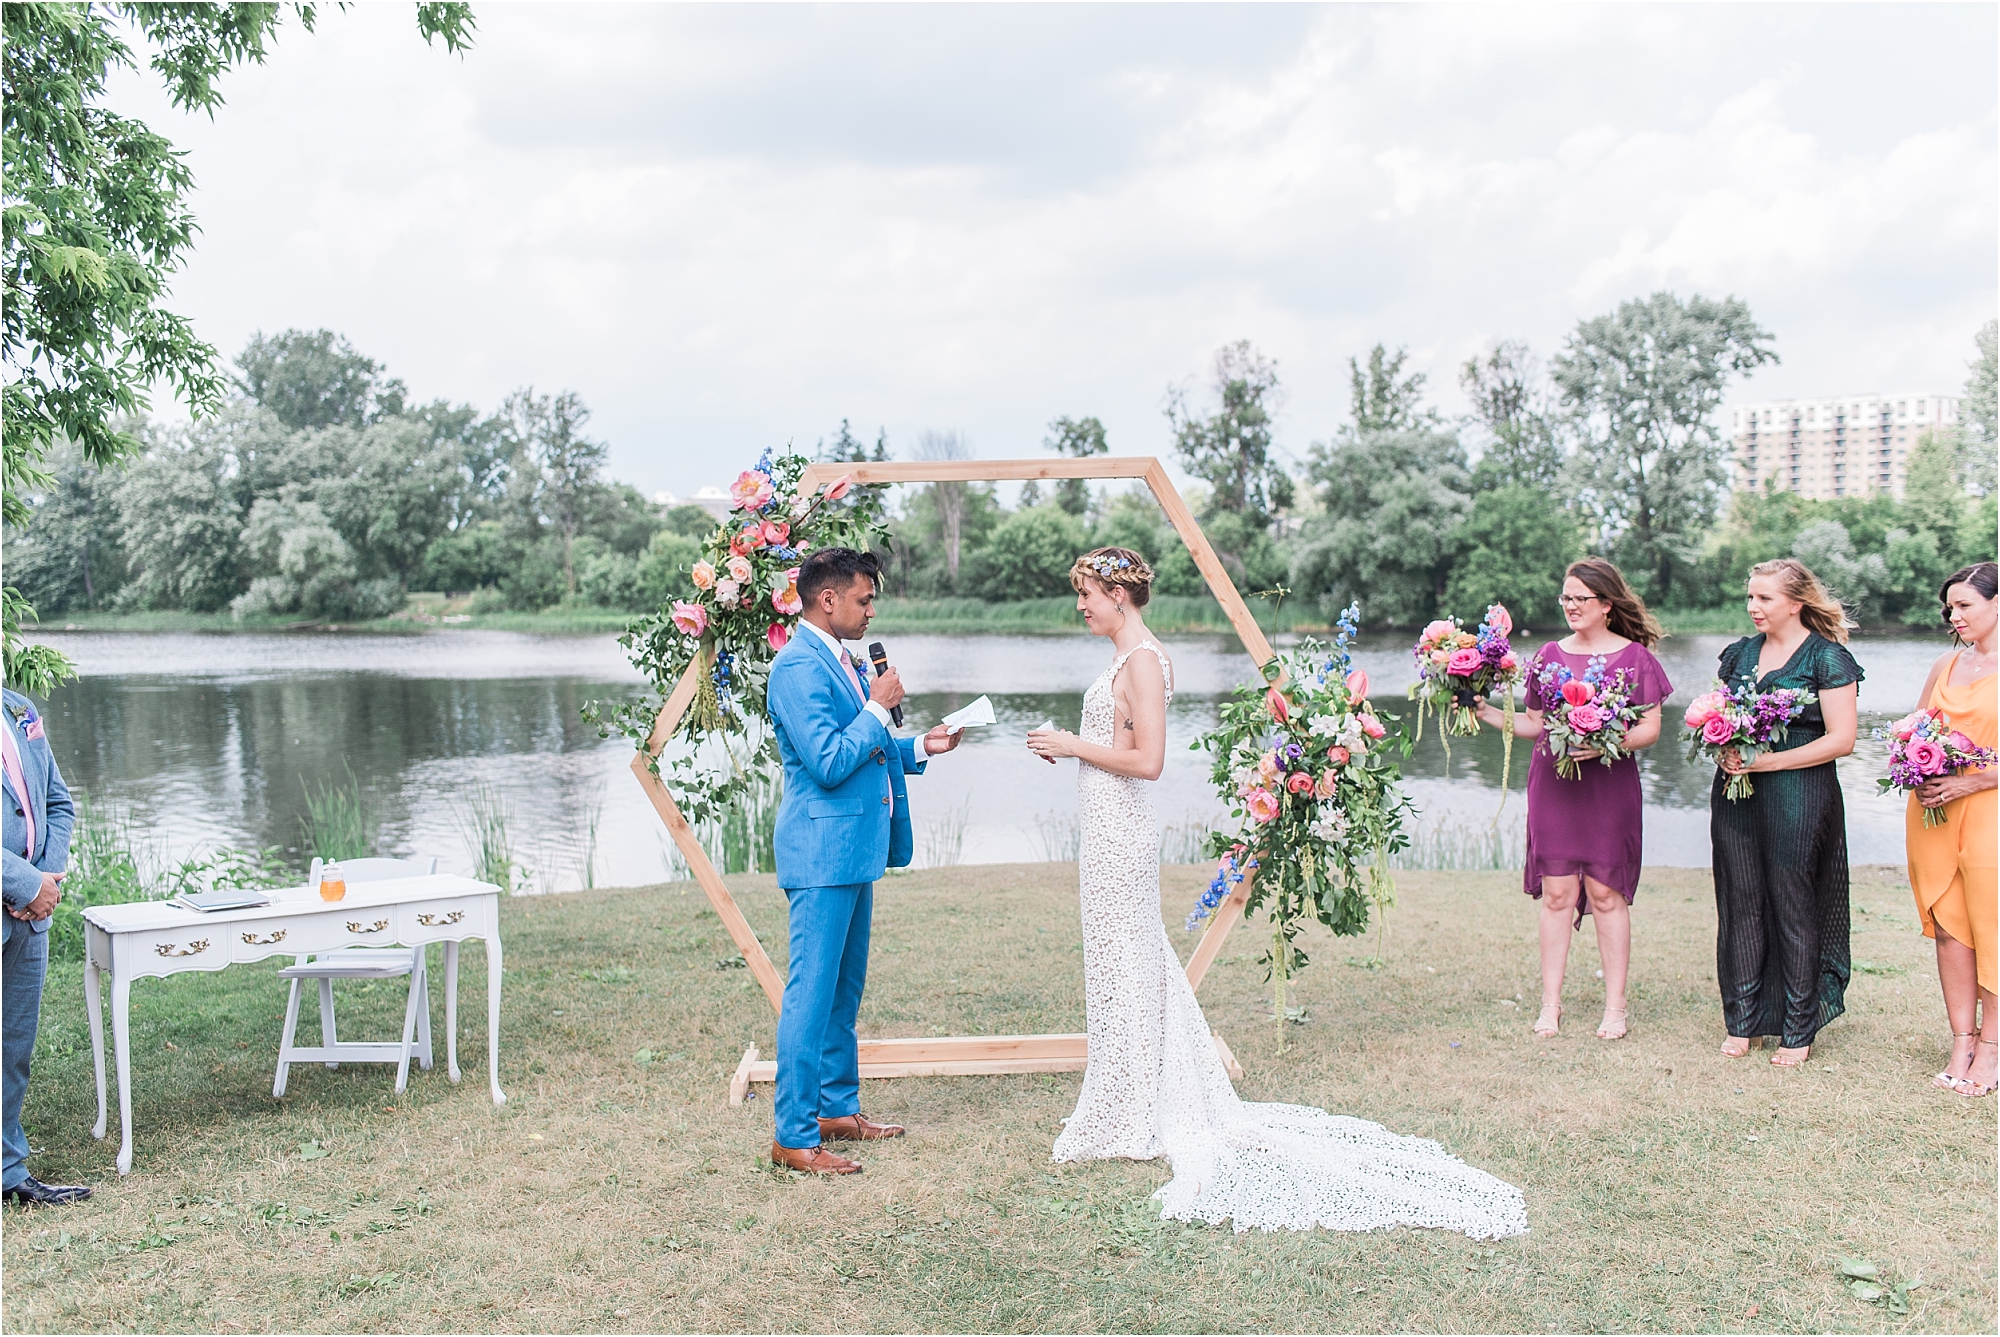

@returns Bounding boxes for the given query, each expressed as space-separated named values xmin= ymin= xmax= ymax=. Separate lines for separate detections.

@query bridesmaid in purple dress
xmin=1475 ymin=559 xmax=1673 ymax=1041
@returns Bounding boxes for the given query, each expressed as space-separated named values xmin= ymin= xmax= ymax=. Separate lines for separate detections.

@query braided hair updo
xmin=1068 ymin=547 xmax=1154 ymax=608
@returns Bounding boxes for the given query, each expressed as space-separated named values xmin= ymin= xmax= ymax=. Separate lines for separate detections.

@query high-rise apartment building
xmin=1731 ymin=393 xmax=1960 ymax=501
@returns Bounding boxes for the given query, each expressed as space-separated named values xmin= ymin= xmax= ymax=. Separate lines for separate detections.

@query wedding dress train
xmin=1052 ymin=641 xmax=1530 ymax=1239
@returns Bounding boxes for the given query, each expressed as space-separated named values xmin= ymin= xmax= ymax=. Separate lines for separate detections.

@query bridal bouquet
xmin=1681 ymin=681 xmax=1817 ymax=802
xmin=1193 ymin=602 xmax=1413 ymax=1019
xmin=585 ymin=449 xmax=887 ymax=823
xmin=1877 ymin=707 xmax=1997 ymax=827
xmin=1534 ymin=656 xmax=1648 ymax=780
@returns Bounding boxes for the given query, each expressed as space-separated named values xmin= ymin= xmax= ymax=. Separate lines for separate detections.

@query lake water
xmin=24 ymin=627 xmax=1944 ymax=891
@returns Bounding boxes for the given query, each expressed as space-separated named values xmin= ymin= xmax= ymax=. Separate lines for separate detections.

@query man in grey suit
xmin=2 ymin=686 xmax=89 ymax=1206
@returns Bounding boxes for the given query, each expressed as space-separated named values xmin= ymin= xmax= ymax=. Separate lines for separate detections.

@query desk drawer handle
xmin=240 ymin=930 xmax=287 ymax=946
xmin=155 ymin=939 xmax=209 ymax=958
xmin=347 ymin=920 xmax=390 ymax=934
xmin=416 ymin=910 xmax=465 ymax=927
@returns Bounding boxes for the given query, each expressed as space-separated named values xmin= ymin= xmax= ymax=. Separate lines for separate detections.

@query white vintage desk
xmin=82 ymin=873 xmax=505 ymax=1174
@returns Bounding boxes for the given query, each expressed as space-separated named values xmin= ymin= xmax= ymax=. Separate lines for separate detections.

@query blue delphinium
xmin=715 ymin=649 xmax=736 ymax=716
xmin=1186 ymin=852 xmax=1254 ymax=931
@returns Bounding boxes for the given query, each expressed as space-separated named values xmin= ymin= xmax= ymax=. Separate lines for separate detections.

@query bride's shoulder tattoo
xmin=1122 ymin=719 xmax=1134 ymax=731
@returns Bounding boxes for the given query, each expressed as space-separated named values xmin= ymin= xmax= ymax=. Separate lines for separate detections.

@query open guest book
xmin=171 ymin=888 xmax=275 ymax=913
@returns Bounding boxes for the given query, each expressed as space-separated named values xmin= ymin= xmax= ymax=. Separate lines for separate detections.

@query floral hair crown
xmin=1086 ymin=553 xmax=1133 ymax=577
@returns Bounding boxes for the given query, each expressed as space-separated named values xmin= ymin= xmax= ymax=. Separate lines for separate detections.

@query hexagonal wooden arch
xmin=628 ymin=456 xmax=1269 ymax=1103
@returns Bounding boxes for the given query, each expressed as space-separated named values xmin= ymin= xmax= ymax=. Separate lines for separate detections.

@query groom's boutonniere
xmin=849 ymin=652 xmax=868 ymax=672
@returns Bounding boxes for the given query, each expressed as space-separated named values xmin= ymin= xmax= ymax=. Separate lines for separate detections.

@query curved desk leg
xmin=443 ymin=940 xmax=461 ymax=1084
xmin=83 ymin=949 xmax=106 ymax=1142
xmin=485 ymin=928 xmax=505 ymax=1106
xmin=111 ymin=973 xmax=134 ymax=1176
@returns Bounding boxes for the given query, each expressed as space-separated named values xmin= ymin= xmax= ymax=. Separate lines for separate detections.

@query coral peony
xmin=1447 ymin=647 xmax=1482 ymax=675
xmin=729 ymin=530 xmax=757 ymax=557
xmin=1684 ymin=692 xmax=1726 ymax=727
xmin=1567 ymin=704 xmax=1606 ymax=734
xmin=1890 ymin=712 xmax=1925 ymax=740
xmin=1359 ymin=713 xmax=1386 ymax=739
xmin=1265 ymin=686 xmax=1291 ymax=723
xmin=1421 ymin=619 xmax=1456 ymax=643
xmin=1326 ymin=744 xmax=1350 ymax=766
xmin=670 ymin=601 xmax=707 ymax=637
xmin=766 ymin=622 xmax=789 ymax=651
xmin=1286 ymin=771 xmax=1315 ymax=795
xmin=1560 ymin=679 xmax=1595 ymax=707
xmin=1345 ymin=668 xmax=1370 ymax=701
xmin=1499 ymin=652 xmax=1519 ymax=672
xmin=822 ymin=474 xmax=853 ymax=501
xmin=1246 ymin=788 xmax=1281 ymax=823
xmin=760 ymin=519 xmax=790 ymax=546
xmin=729 ymin=470 xmax=776 ymax=511
xmin=1908 ymin=738 xmax=1950 ymax=776
xmin=1484 ymin=604 xmax=1513 ymax=636
xmin=1701 ymin=715 xmax=1734 ymax=746
xmin=690 ymin=560 xmax=716 ymax=590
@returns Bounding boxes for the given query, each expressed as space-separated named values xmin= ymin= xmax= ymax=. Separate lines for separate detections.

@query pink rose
xmin=1701 ymin=715 xmax=1734 ymax=746
xmin=727 ymin=554 xmax=754 ymax=584
xmin=1257 ymin=753 xmax=1280 ymax=785
xmin=1246 ymin=788 xmax=1280 ymax=823
xmin=1326 ymin=745 xmax=1351 ymax=766
xmin=766 ymin=621 xmax=789 ymax=651
xmin=1567 ymin=704 xmax=1606 ymax=734
xmin=1359 ymin=713 xmax=1386 ymax=740
xmin=1484 ymin=604 xmax=1513 ymax=636
xmin=1429 ymin=649 xmax=1451 ymax=667
xmin=822 ymin=474 xmax=853 ymax=501
xmin=729 ymin=469 xmax=776 ymax=512
xmin=1286 ymin=771 xmax=1315 ymax=795
xmin=1909 ymin=738 xmax=1950 ymax=776
xmin=1314 ymin=771 xmax=1337 ymax=798
xmin=690 ymin=560 xmax=715 ymax=590
xmin=1561 ymin=679 xmax=1595 ymax=707
xmin=1499 ymin=652 xmax=1519 ymax=673
xmin=1345 ymin=668 xmax=1369 ymax=701
xmin=670 ymin=601 xmax=707 ymax=638
xmin=1265 ymin=686 xmax=1291 ymax=724
xmin=1447 ymin=647 xmax=1482 ymax=676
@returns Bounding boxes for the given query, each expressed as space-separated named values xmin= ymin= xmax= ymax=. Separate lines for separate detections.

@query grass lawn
xmin=4 ymin=863 xmax=1992 ymax=1333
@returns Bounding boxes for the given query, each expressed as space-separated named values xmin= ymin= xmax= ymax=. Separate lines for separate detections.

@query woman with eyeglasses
xmin=1710 ymin=559 xmax=1862 ymax=1068
xmin=1475 ymin=559 xmax=1671 ymax=1041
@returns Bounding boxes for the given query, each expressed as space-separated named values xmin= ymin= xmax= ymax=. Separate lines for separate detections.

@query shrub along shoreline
xmin=26 ymin=595 xmax=1765 ymax=639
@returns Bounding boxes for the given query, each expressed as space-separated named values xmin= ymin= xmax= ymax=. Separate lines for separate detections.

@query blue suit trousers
xmin=774 ymin=883 xmax=872 ymax=1149
xmin=2 ymin=918 xmax=48 ymax=1189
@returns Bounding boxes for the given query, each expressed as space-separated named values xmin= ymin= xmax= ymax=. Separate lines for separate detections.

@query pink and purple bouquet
xmin=1409 ymin=604 xmax=1522 ymax=741
xmin=1876 ymin=707 xmax=1996 ymax=828
xmin=1681 ymin=681 xmax=1817 ymax=801
xmin=1535 ymin=656 xmax=1647 ymax=780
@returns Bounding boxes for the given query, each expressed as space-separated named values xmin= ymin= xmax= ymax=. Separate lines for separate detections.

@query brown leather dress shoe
xmin=818 ymin=1113 xmax=905 ymax=1141
xmin=770 ymin=1142 xmax=862 ymax=1175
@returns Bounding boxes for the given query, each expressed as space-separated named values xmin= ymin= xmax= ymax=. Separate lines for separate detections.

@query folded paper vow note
xmin=941 ymin=695 xmax=996 ymax=734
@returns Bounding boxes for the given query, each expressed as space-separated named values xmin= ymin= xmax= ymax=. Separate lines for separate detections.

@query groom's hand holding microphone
xmin=866 ymin=641 xmax=958 ymax=756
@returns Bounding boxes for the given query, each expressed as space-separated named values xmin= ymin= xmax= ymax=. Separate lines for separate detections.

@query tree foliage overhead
xmin=1345 ymin=343 xmax=1441 ymax=437
xmin=1043 ymin=414 xmax=1108 ymax=516
xmin=1552 ymin=291 xmax=1778 ymax=604
xmin=1459 ymin=339 xmax=1566 ymax=492
xmin=1166 ymin=340 xmax=1293 ymax=528
xmin=1 ymin=0 xmax=474 ymax=692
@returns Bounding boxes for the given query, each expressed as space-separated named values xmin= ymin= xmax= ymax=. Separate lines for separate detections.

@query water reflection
xmin=28 ymin=627 xmax=1939 ymax=888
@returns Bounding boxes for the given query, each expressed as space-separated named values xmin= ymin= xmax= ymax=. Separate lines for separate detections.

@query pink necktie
xmin=0 ymin=720 xmax=33 ymax=860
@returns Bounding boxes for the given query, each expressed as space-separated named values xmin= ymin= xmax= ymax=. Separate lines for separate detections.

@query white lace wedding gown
xmin=1051 ymin=641 xmax=1530 ymax=1239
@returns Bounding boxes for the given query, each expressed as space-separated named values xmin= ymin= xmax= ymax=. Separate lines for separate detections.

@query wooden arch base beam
xmin=627 ymin=456 xmax=1271 ymax=1104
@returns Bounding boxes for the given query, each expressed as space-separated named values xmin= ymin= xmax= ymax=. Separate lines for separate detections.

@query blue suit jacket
xmin=766 ymin=630 xmax=926 ymax=890
xmin=2 ymin=689 xmax=74 ymax=940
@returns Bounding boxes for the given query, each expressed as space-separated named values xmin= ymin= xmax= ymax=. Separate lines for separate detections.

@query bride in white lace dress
xmin=1027 ymin=548 xmax=1529 ymax=1239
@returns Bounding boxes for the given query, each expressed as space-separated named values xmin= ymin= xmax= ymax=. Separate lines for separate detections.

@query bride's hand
xmin=1027 ymin=727 xmax=1076 ymax=762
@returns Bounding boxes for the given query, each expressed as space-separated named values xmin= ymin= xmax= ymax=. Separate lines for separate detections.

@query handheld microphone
xmin=866 ymin=641 xmax=903 ymax=726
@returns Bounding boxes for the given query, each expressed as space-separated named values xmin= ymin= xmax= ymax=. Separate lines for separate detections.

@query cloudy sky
xmin=113 ymin=2 xmax=1997 ymax=497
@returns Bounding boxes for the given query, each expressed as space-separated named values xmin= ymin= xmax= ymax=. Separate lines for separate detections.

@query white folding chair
xmin=274 ymin=856 xmax=439 ymax=1098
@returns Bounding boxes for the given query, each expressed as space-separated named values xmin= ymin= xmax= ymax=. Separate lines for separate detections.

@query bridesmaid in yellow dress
xmin=1907 ymin=561 xmax=1999 ymax=1097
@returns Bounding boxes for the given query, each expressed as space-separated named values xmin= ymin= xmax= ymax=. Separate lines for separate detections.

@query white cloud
xmin=110 ymin=3 xmax=1996 ymax=492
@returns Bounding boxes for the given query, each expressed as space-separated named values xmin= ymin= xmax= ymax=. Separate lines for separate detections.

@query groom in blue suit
xmin=766 ymin=547 xmax=958 ymax=1175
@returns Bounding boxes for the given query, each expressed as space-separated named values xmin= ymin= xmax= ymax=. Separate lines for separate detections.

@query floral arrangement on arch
xmin=585 ymin=450 xmax=888 ymax=824
xmin=1191 ymin=603 xmax=1414 ymax=1024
